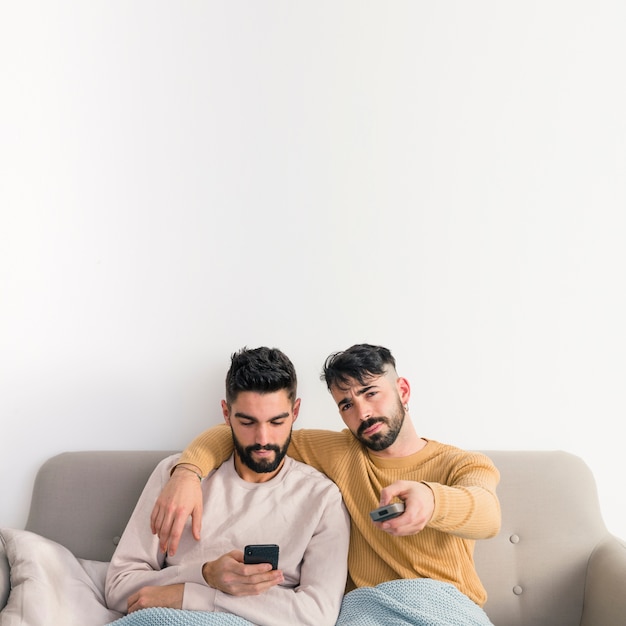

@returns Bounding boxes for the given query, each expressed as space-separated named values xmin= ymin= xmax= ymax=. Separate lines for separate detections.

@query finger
xmin=157 ymin=513 xmax=175 ymax=554
xmin=150 ymin=504 xmax=165 ymax=536
xmin=379 ymin=485 xmax=400 ymax=506
xmin=235 ymin=562 xmax=281 ymax=584
xmin=127 ymin=593 xmax=138 ymax=614
xmin=383 ymin=511 xmax=426 ymax=536
xmin=165 ymin=511 xmax=191 ymax=556
xmin=250 ymin=570 xmax=284 ymax=588
xmin=231 ymin=549 xmax=245 ymax=564
xmin=379 ymin=481 xmax=409 ymax=506
xmin=240 ymin=562 xmax=275 ymax=577
xmin=237 ymin=570 xmax=284 ymax=593
xmin=190 ymin=504 xmax=203 ymax=542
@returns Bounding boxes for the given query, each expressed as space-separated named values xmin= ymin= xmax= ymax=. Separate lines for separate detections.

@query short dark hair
xmin=225 ymin=347 xmax=297 ymax=405
xmin=321 ymin=344 xmax=397 ymax=390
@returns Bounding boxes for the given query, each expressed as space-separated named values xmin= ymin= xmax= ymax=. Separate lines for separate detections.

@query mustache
xmin=246 ymin=444 xmax=281 ymax=453
xmin=357 ymin=417 xmax=386 ymax=436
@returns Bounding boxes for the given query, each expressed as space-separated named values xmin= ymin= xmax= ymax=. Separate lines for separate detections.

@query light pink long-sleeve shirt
xmin=105 ymin=454 xmax=349 ymax=626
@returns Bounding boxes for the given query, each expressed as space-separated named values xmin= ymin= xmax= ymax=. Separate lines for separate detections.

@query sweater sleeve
xmin=105 ymin=455 xmax=208 ymax=613
xmin=178 ymin=425 xmax=352 ymax=479
xmin=178 ymin=424 xmax=233 ymax=476
xmin=424 ymin=452 xmax=501 ymax=539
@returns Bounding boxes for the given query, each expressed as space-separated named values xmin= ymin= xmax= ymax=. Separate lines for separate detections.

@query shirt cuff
xmin=178 ymin=562 xmax=217 ymax=611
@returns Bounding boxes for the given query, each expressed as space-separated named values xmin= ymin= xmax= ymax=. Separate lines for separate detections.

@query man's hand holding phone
xmin=202 ymin=549 xmax=283 ymax=596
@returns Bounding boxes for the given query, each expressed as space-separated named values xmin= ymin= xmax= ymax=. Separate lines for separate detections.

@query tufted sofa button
xmin=513 ymin=585 xmax=523 ymax=595
xmin=510 ymin=534 xmax=520 ymax=544
xmin=113 ymin=536 xmax=121 ymax=545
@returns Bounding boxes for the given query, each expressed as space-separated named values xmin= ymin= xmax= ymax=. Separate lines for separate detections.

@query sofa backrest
xmin=474 ymin=450 xmax=607 ymax=626
xmin=25 ymin=450 xmax=179 ymax=562
xmin=24 ymin=449 xmax=609 ymax=626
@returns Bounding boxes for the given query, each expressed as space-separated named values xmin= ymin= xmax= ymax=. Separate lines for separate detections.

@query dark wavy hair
xmin=321 ymin=344 xmax=396 ymax=390
xmin=225 ymin=346 xmax=297 ymax=405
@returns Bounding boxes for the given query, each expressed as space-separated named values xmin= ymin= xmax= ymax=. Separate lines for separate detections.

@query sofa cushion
xmin=0 ymin=528 xmax=122 ymax=626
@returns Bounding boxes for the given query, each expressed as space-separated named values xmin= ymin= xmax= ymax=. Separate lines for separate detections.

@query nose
xmin=256 ymin=423 xmax=270 ymax=446
xmin=355 ymin=399 xmax=372 ymax=421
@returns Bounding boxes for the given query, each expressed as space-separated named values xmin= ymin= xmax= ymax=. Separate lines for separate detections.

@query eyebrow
xmin=336 ymin=384 xmax=378 ymax=408
xmin=233 ymin=412 xmax=290 ymax=421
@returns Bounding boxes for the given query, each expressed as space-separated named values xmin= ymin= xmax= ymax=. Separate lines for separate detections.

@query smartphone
xmin=370 ymin=502 xmax=405 ymax=522
xmin=244 ymin=544 xmax=279 ymax=570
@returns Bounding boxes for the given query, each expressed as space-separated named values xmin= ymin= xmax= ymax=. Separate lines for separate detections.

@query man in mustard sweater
xmin=150 ymin=344 xmax=501 ymax=621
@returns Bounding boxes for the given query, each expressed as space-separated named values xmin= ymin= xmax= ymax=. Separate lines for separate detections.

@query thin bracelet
xmin=175 ymin=465 xmax=202 ymax=481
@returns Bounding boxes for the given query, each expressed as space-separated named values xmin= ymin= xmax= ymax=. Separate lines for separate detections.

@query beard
xmin=355 ymin=396 xmax=406 ymax=451
xmin=232 ymin=430 xmax=291 ymax=474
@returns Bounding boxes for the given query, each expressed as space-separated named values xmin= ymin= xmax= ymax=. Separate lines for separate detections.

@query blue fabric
xmin=106 ymin=579 xmax=492 ymax=626
xmin=106 ymin=608 xmax=253 ymax=626
xmin=336 ymin=579 xmax=494 ymax=626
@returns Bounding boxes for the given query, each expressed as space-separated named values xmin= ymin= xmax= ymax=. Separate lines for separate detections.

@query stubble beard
xmin=356 ymin=396 xmax=406 ymax=451
xmin=232 ymin=430 xmax=291 ymax=473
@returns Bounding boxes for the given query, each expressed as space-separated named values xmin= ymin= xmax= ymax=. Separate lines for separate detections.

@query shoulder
xmin=153 ymin=453 xmax=183 ymax=477
xmin=286 ymin=456 xmax=335 ymax=481
xmin=426 ymin=440 xmax=499 ymax=476
xmin=426 ymin=439 xmax=489 ymax=460
xmin=285 ymin=457 xmax=343 ymax=498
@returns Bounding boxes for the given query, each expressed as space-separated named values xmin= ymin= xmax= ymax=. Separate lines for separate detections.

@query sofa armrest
xmin=580 ymin=535 xmax=626 ymax=626
xmin=0 ymin=540 xmax=9 ymax=611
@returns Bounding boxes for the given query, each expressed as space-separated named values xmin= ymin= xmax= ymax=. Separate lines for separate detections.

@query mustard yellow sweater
xmin=179 ymin=426 xmax=501 ymax=607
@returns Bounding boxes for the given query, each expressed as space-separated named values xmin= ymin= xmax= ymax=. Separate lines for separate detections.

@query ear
xmin=221 ymin=400 xmax=231 ymax=426
xmin=292 ymin=398 xmax=301 ymax=423
xmin=397 ymin=377 xmax=411 ymax=406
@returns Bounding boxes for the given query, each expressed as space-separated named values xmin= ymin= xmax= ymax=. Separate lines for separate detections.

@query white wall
xmin=1 ymin=2 xmax=625 ymax=540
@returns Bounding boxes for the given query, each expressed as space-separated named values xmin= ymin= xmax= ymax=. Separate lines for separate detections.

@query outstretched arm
xmin=375 ymin=452 xmax=501 ymax=539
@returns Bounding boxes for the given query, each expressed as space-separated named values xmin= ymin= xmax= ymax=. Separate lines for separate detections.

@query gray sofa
xmin=1 ymin=449 xmax=625 ymax=626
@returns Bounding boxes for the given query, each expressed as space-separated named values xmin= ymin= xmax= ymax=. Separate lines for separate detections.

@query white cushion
xmin=0 ymin=528 xmax=123 ymax=626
